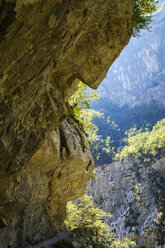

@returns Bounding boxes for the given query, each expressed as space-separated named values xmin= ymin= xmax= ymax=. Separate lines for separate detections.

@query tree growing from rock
xmin=133 ymin=0 xmax=160 ymax=36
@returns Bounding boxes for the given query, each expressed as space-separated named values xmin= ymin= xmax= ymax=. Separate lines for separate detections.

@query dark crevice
xmin=0 ymin=218 xmax=6 ymax=229
xmin=59 ymin=126 xmax=70 ymax=158
xmin=0 ymin=1 xmax=16 ymax=42
xmin=83 ymin=8 xmax=88 ymax=17
xmin=86 ymin=159 xmax=92 ymax=171
xmin=58 ymin=171 xmax=61 ymax=178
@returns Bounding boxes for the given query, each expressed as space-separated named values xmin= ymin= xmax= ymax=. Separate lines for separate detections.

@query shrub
xmin=65 ymin=195 xmax=136 ymax=248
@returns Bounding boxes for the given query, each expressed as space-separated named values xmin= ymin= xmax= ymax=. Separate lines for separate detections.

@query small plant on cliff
xmin=68 ymin=82 xmax=102 ymax=143
xmin=133 ymin=0 xmax=160 ymax=36
xmin=64 ymin=195 xmax=136 ymax=248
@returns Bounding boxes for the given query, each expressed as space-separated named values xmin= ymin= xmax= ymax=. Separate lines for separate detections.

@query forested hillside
xmin=91 ymin=3 xmax=165 ymax=165
xmin=116 ymin=118 xmax=165 ymax=162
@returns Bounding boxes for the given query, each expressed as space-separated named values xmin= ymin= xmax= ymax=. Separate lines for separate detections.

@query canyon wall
xmin=88 ymin=157 xmax=165 ymax=247
xmin=0 ymin=117 xmax=94 ymax=247
xmin=0 ymin=0 xmax=133 ymax=246
xmin=96 ymin=5 xmax=165 ymax=108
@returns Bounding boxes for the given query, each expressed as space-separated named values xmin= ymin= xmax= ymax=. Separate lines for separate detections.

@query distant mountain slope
xmin=96 ymin=5 xmax=165 ymax=108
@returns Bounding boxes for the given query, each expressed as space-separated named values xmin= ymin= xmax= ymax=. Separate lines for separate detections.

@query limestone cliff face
xmin=88 ymin=157 xmax=165 ymax=247
xmin=0 ymin=0 xmax=132 ymax=169
xmin=0 ymin=117 xmax=94 ymax=247
xmin=96 ymin=5 xmax=165 ymax=108
xmin=0 ymin=0 xmax=133 ymax=246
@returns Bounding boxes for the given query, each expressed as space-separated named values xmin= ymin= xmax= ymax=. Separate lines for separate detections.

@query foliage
xmin=68 ymin=82 xmax=102 ymax=143
xmin=91 ymin=134 xmax=116 ymax=165
xmin=65 ymin=195 xmax=111 ymax=231
xmin=115 ymin=118 xmax=165 ymax=162
xmin=92 ymin=99 xmax=165 ymax=134
xmin=64 ymin=195 xmax=136 ymax=248
xmin=68 ymin=83 xmax=115 ymax=161
xmin=91 ymin=115 xmax=122 ymax=165
xmin=92 ymin=99 xmax=165 ymax=165
xmin=133 ymin=0 xmax=159 ymax=36
xmin=68 ymin=83 xmax=165 ymax=165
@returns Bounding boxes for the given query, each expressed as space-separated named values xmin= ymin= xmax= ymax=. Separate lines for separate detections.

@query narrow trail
xmin=28 ymin=231 xmax=73 ymax=248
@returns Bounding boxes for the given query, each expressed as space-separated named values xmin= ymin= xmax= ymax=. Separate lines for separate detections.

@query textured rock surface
xmin=0 ymin=0 xmax=133 ymax=246
xmin=88 ymin=157 xmax=165 ymax=248
xmin=0 ymin=117 xmax=94 ymax=247
xmin=96 ymin=5 xmax=165 ymax=108
xmin=0 ymin=0 xmax=133 ymax=170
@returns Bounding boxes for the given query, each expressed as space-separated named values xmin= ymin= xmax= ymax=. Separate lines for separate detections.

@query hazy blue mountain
xmin=96 ymin=4 xmax=165 ymax=108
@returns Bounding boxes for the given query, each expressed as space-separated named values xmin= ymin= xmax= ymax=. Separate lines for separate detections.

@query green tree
xmin=65 ymin=195 xmax=136 ymax=248
xmin=115 ymin=118 xmax=165 ymax=162
xmin=133 ymin=0 xmax=160 ymax=36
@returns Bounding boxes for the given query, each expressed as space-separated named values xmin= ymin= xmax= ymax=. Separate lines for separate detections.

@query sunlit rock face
xmin=0 ymin=0 xmax=133 ymax=170
xmin=88 ymin=157 xmax=165 ymax=247
xmin=97 ymin=6 xmax=165 ymax=108
xmin=0 ymin=0 xmax=133 ymax=246
xmin=0 ymin=117 xmax=94 ymax=247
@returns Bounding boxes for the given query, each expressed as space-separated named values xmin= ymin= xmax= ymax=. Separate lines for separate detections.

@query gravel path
xmin=28 ymin=231 xmax=73 ymax=248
